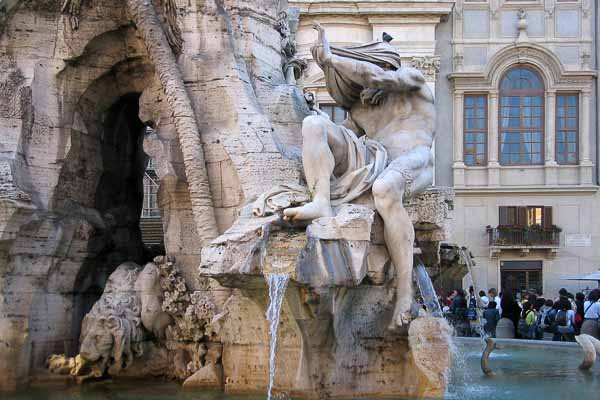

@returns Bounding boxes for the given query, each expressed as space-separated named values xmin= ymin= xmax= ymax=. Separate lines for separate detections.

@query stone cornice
xmin=454 ymin=185 xmax=600 ymax=195
xmin=448 ymin=70 xmax=597 ymax=80
xmin=289 ymin=1 xmax=455 ymax=16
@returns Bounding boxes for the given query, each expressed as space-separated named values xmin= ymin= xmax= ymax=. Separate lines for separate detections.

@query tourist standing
xmin=483 ymin=301 xmax=500 ymax=338
xmin=575 ymin=292 xmax=585 ymax=334
xmin=582 ymin=289 xmax=600 ymax=339
xmin=552 ymin=298 xmax=576 ymax=342
xmin=479 ymin=290 xmax=489 ymax=308
xmin=524 ymin=302 xmax=539 ymax=339
xmin=488 ymin=288 xmax=502 ymax=315
xmin=466 ymin=286 xmax=478 ymax=322
xmin=450 ymin=289 xmax=469 ymax=336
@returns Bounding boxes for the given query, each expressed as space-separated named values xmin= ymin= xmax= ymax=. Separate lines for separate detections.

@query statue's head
xmin=79 ymin=316 xmax=117 ymax=363
xmin=78 ymin=263 xmax=144 ymax=375
xmin=304 ymin=91 xmax=316 ymax=108
xmin=79 ymin=313 xmax=144 ymax=375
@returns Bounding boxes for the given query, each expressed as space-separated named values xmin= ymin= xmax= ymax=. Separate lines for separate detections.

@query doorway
xmin=500 ymin=260 xmax=543 ymax=298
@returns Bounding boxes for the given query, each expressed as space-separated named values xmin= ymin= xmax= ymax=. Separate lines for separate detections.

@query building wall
xmin=447 ymin=0 xmax=600 ymax=297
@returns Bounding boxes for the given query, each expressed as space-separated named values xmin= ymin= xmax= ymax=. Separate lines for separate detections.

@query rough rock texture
xmin=202 ymin=187 xmax=454 ymax=286
xmin=0 ymin=0 xmax=306 ymax=391
xmin=0 ymin=2 xmax=151 ymax=385
xmin=46 ymin=258 xmax=229 ymax=383
xmin=199 ymin=188 xmax=455 ymax=398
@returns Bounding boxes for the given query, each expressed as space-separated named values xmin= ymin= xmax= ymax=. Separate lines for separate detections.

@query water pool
xmin=447 ymin=338 xmax=600 ymax=400
xmin=3 ymin=340 xmax=599 ymax=400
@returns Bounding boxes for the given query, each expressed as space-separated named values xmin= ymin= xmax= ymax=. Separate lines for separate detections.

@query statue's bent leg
xmin=373 ymin=146 xmax=432 ymax=328
xmin=372 ymin=170 xmax=415 ymax=328
xmin=284 ymin=115 xmax=348 ymax=221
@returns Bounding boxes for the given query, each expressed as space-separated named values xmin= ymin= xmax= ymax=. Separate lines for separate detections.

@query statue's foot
xmin=283 ymin=200 xmax=333 ymax=222
xmin=388 ymin=300 xmax=413 ymax=330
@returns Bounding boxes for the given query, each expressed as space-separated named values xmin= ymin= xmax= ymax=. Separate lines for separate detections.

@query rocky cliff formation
xmin=0 ymin=0 xmax=305 ymax=391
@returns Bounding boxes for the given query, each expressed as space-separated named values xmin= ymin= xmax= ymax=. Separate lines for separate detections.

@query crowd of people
xmin=440 ymin=286 xmax=600 ymax=341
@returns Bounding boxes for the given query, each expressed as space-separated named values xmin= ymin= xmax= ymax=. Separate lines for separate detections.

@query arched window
xmin=499 ymin=66 xmax=544 ymax=165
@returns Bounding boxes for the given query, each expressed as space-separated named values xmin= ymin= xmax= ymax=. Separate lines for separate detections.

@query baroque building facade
xmin=443 ymin=0 xmax=599 ymax=298
xmin=292 ymin=0 xmax=600 ymax=298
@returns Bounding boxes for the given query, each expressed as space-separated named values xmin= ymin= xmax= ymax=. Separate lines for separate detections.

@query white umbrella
xmin=566 ymin=270 xmax=600 ymax=290
xmin=565 ymin=270 xmax=600 ymax=281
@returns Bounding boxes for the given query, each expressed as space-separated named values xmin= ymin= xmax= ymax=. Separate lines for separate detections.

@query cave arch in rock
xmin=42 ymin=53 xmax=158 ymax=360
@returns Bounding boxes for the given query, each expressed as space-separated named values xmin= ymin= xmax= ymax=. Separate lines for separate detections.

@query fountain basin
xmin=7 ymin=338 xmax=598 ymax=400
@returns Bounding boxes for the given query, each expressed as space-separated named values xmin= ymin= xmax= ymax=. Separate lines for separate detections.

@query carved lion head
xmin=77 ymin=263 xmax=145 ymax=375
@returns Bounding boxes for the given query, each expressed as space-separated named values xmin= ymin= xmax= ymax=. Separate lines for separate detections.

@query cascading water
xmin=459 ymin=247 xmax=488 ymax=341
xmin=414 ymin=259 xmax=443 ymax=317
xmin=265 ymin=273 xmax=290 ymax=400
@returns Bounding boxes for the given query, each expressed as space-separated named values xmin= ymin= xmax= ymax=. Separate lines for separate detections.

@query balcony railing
xmin=487 ymin=225 xmax=561 ymax=247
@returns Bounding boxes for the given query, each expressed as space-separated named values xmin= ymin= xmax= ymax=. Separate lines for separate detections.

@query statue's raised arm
xmin=311 ymin=23 xmax=430 ymax=107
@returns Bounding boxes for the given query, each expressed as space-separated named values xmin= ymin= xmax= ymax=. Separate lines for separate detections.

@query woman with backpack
xmin=483 ymin=301 xmax=500 ymax=338
xmin=552 ymin=298 xmax=576 ymax=342
xmin=518 ymin=302 xmax=538 ymax=339
xmin=582 ymin=289 xmax=600 ymax=339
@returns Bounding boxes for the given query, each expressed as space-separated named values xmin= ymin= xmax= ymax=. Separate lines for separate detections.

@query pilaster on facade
xmin=544 ymin=90 xmax=557 ymax=167
xmin=453 ymin=90 xmax=466 ymax=187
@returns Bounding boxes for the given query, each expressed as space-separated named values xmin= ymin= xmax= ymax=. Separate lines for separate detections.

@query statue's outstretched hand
xmin=312 ymin=21 xmax=325 ymax=40
xmin=312 ymin=22 xmax=332 ymax=64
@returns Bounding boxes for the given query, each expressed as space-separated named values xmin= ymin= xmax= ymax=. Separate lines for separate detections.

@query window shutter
xmin=543 ymin=207 xmax=553 ymax=228
xmin=499 ymin=206 xmax=508 ymax=225
xmin=517 ymin=206 xmax=527 ymax=226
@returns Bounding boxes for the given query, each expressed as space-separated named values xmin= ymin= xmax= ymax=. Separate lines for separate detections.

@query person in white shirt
xmin=479 ymin=290 xmax=489 ymax=308
xmin=581 ymin=289 xmax=600 ymax=339
xmin=488 ymin=288 xmax=502 ymax=316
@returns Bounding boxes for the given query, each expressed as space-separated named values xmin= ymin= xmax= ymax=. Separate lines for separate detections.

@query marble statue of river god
xmin=256 ymin=23 xmax=435 ymax=329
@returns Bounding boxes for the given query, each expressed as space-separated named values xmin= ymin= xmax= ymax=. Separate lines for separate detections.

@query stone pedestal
xmin=496 ymin=318 xmax=516 ymax=339
xmin=199 ymin=187 xmax=455 ymax=398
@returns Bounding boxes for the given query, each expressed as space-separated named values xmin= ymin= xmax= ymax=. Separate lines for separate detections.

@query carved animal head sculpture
xmin=77 ymin=262 xmax=145 ymax=376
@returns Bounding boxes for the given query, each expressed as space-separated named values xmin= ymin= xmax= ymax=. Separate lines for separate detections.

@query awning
xmin=565 ymin=270 xmax=600 ymax=281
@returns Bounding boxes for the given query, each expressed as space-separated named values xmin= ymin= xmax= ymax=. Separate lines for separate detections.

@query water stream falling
xmin=459 ymin=247 xmax=488 ymax=341
xmin=265 ymin=273 xmax=290 ymax=400
xmin=414 ymin=259 xmax=443 ymax=317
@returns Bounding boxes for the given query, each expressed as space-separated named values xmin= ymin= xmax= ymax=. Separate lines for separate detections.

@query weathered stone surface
xmin=199 ymin=189 xmax=454 ymax=397
xmin=202 ymin=189 xmax=453 ymax=288
xmin=308 ymin=204 xmax=374 ymax=241
xmin=0 ymin=0 xmax=308 ymax=390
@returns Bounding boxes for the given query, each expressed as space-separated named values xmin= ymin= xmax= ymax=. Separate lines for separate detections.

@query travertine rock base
xmin=200 ymin=188 xmax=455 ymax=398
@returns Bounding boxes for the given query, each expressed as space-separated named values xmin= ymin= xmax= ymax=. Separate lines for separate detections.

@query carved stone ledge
xmin=200 ymin=187 xmax=454 ymax=288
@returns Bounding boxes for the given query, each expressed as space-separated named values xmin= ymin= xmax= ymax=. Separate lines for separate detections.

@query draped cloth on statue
xmin=252 ymin=127 xmax=388 ymax=217
xmin=312 ymin=40 xmax=403 ymax=109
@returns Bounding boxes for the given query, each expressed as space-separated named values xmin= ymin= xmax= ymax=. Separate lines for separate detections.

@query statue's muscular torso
xmin=349 ymin=70 xmax=435 ymax=160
